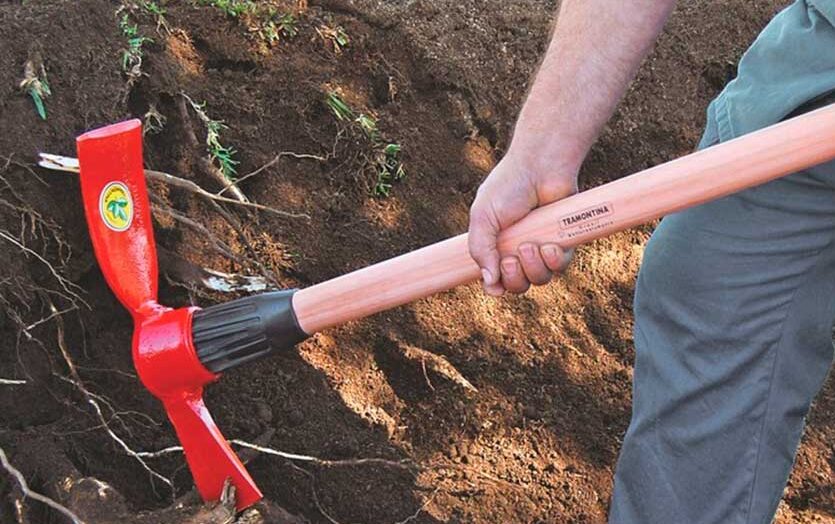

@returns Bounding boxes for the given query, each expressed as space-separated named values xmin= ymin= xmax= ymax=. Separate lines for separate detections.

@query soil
xmin=0 ymin=0 xmax=833 ymax=523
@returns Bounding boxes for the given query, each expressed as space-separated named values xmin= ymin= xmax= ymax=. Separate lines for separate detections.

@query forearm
xmin=511 ymin=0 xmax=676 ymax=179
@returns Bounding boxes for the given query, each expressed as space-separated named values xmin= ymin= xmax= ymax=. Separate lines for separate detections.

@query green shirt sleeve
xmin=705 ymin=0 xmax=835 ymax=143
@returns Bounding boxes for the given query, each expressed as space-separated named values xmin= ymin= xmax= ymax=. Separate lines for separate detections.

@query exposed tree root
xmin=37 ymin=153 xmax=310 ymax=219
xmin=158 ymin=247 xmax=274 ymax=295
xmin=137 ymin=438 xmax=423 ymax=524
xmin=0 ymin=445 xmax=85 ymax=524
xmin=38 ymin=152 xmax=307 ymax=287
xmin=0 ymin=230 xmax=86 ymax=307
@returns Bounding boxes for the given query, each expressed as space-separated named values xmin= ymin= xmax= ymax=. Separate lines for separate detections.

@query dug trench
xmin=1 ymin=0 xmax=834 ymax=523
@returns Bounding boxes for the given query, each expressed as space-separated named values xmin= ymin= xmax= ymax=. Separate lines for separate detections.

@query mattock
xmin=74 ymin=106 xmax=835 ymax=510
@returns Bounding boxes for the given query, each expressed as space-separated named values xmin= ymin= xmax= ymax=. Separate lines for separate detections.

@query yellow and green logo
xmin=99 ymin=182 xmax=133 ymax=232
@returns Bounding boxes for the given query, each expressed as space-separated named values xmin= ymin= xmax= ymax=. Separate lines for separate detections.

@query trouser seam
xmin=741 ymin=239 xmax=833 ymax=523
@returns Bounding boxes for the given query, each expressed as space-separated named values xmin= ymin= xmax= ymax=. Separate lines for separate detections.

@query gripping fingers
xmin=468 ymin=211 xmax=505 ymax=296
xmin=500 ymin=256 xmax=530 ymax=294
xmin=541 ymin=243 xmax=573 ymax=273
xmin=518 ymin=243 xmax=553 ymax=285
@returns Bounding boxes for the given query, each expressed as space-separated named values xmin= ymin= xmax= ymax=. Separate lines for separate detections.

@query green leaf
xmin=30 ymin=91 xmax=46 ymax=120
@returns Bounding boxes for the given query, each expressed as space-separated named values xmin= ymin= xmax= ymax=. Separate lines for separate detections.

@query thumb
xmin=468 ymin=208 xmax=504 ymax=296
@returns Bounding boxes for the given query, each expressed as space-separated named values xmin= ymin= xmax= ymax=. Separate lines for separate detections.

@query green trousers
xmin=610 ymin=2 xmax=835 ymax=522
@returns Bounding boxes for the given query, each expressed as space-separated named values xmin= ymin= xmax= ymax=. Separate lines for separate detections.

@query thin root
xmin=137 ymin=439 xmax=414 ymax=472
xmin=49 ymin=298 xmax=175 ymax=497
xmin=216 ymin=151 xmax=325 ymax=198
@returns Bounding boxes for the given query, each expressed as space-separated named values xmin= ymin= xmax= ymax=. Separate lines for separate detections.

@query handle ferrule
xmin=193 ymin=290 xmax=308 ymax=373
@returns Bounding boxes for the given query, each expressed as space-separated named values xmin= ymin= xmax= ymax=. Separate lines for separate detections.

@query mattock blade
xmin=76 ymin=120 xmax=158 ymax=313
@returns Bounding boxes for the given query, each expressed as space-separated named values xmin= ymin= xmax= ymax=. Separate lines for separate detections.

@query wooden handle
xmin=293 ymin=104 xmax=835 ymax=334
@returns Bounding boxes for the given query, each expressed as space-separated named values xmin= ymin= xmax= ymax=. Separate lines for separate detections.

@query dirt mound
xmin=1 ymin=0 xmax=832 ymax=523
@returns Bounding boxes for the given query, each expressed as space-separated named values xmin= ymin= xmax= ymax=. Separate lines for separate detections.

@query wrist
xmin=504 ymin=136 xmax=584 ymax=183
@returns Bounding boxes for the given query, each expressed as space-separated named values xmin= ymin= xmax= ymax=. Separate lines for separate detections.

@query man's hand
xmin=467 ymin=0 xmax=675 ymax=296
xmin=468 ymin=152 xmax=577 ymax=295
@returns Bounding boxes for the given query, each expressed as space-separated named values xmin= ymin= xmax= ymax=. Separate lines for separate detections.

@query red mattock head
xmin=76 ymin=120 xmax=262 ymax=510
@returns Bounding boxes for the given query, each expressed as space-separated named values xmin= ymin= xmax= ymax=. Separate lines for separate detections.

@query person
xmin=467 ymin=1 xmax=835 ymax=522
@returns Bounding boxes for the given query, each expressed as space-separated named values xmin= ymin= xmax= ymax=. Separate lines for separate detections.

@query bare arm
xmin=469 ymin=0 xmax=676 ymax=295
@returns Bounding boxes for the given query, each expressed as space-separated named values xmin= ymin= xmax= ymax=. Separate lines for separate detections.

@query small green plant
xmin=326 ymin=92 xmax=381 ymax=141
xmin=355 ymin=113 xmax=380 ymax=142
xmin=206 ymin=119 xmax=239 ymax=180
xmin=318 ymin=25 xmax=349 ymax=53
xmin=261 ymin=12 xmax=298 ymax=44
xmin=333 ymin=26 xmax=349 ymax=49
xmin=184 ymin=95 xmax=239 ymax=181
xmin=139 ymin=0 xmax=165 ymax=17
xmin=198 ymin=0 xmax=256 ymax=18
xmin=119 ymin=13 xmax=153 ymax=83
xmin=139 ymin=0 xmax=169 ymax=30
xmin=277 ymin=13 xmax=298 ymax=37
xmin=261 ymin=21 xmax=280 ymax=44
xmin=373 ymin=143 xmax=406 ymax=197
xmin=20 ymin=60 xmax=51 ymax=120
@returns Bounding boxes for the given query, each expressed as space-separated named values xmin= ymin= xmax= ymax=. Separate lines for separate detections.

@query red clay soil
xmin=1 ymin=1 xmax=833 ymax=523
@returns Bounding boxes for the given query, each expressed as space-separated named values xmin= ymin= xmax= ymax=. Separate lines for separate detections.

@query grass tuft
xmin=325 ymin=90 xmax=407 ymax=197
xmin=326 ymin=91 xmax=354 ymax=121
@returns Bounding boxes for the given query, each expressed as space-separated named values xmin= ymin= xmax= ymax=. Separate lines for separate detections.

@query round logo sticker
xmin=99 ymin=182 xmax=133 ymax=232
